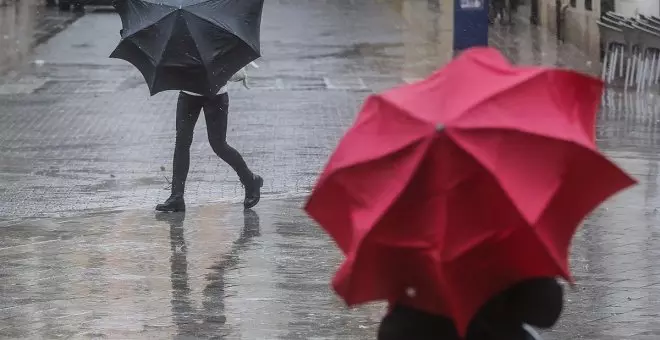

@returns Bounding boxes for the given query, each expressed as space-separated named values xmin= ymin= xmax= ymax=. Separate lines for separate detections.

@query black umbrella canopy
xmin=111 ymin=0 xmax=264 ymax=96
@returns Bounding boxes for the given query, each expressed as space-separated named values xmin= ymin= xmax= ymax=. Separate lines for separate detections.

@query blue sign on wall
xmin=453 ymin=0 xmax=489 ymax=52
xmin=459 ymin=0 xmax=485 ymax=9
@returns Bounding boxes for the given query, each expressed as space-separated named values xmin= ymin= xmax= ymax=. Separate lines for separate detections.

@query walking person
xmin=489 ymin=0 xmax=510 ymax=24
xmin=156 ymin=67 xmax=263 ymax=212
xmin=110 ymin=0 xmax=265 ymax=213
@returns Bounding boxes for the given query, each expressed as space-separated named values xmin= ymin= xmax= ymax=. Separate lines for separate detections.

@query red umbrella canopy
xmin=305 ymin=47 xmax=635 ymax=334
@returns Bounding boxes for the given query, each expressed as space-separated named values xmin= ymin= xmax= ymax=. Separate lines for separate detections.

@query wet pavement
xmin=0 ymin=0 xmax=603 ymax=219
xmin=3 ymin=192 xmax=660 ymax=339
xmin=0 ymin=200 xmax=384 ymax=339
xmin=1 ymin=0 xmax=660 ymax=339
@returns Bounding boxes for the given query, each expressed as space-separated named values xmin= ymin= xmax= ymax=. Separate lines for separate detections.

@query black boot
xmin=156 ymin=194 xmax=186 ymax=212
xmin=158 ymin=173 xmax=186 ymax=212
xmin=243 ymin=174 xmax=263 ymax=209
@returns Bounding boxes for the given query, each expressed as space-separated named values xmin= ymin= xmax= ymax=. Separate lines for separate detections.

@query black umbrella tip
xmin=148 ymin=86 xmax=164 ymax=96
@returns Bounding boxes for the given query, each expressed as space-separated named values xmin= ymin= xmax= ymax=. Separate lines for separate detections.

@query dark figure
xmin=156 ymin=90 xmax=262 ymax=212
xmin=489 ymin=0 xmax=513 ymax=25
xmin=378 ymin=278 xmax=563 ymax=340
xmin=509 ymin=0 xmax=519 ymax=15
xmin=72 ymin=1 xmax=84 ymax=12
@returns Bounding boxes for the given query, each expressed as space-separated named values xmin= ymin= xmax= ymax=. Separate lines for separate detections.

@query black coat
xmin=377 ymin=278 xmax=563 ymax=340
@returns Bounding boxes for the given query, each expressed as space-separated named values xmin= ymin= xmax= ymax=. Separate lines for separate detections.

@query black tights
xmin=170 ymin=91 xmax=252 ymax=196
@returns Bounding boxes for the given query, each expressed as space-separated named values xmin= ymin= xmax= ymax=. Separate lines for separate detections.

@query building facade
xmin=533 ymin=0 xmax=659 ymax=60
xmin=534 ymin=0 xmax=600 ymax=60
xmin=614 ymin=0 xmax=659 ymax=17
xmin=0 ymin=0 xmax=37 ymax=74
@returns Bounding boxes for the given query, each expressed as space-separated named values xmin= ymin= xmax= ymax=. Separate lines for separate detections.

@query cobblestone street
xmin=1 ymin=0 xmax=660 ymax=339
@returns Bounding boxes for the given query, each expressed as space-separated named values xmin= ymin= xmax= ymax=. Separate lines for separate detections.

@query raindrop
xmin=405 ymin=287 xmax=417 ymax=298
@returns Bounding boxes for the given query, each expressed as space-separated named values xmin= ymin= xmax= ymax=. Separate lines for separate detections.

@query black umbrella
xmin=110 ymin=0 xmax=263 ymax=96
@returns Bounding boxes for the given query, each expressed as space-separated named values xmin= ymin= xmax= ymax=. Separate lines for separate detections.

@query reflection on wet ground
xmin=600 ymin=91 xmax=660 ymax=152
xmin=0 ymin=200 xmax=382 ymax=339
xmin=2 ymin=188 xmax=660 ymax=339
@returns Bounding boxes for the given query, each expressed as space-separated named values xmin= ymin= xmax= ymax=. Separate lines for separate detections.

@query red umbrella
xmin=305 ymin=47 xmax=635 ymax=334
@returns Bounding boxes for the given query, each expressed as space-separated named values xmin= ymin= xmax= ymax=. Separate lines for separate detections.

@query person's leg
xmin=202 ymin=92 xmax=263 ymax=209
xmin=156 ymin=92 xmax=204 ymax=212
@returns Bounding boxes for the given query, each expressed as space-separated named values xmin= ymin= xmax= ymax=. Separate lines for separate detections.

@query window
xmin=585 ymin=0 xmax=592 ymax=10
xmin=570 ymin=0 xmax=577 ymax=8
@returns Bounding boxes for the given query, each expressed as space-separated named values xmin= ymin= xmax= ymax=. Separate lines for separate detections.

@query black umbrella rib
xmin=115 ymin=33 xmax=159 ymax=65
xmin=184 ymin=22 xmax=209 ymax=70
xmin=182 ymin=0 xmax=225 ymax=8
xmin=127 ymin=39 xmax=159 ymax=66
xmin=183 ymin=12 xmax=246 ymax=47
xmin=153 ymin=15 xmax=181 ymax=65
xmin=121 ymin=8 xmax=178 ymax=41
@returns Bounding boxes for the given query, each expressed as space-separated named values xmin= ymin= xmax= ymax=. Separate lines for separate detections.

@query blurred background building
xmin=0 ymin=0 xmax=36 ymax=73
xmin=529 ymin=0 xmax=658 ymax=63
